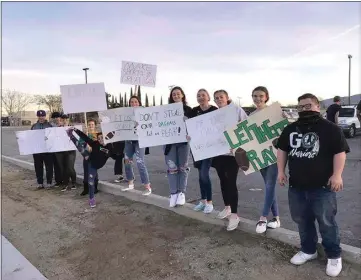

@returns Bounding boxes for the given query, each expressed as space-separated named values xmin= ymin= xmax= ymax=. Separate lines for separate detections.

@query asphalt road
xmin=1 ymin=126 xmax=361 ymax=248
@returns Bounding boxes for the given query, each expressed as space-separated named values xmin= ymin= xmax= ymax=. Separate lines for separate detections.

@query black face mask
xmin=298 ymin=111 xmax=320 ymax=119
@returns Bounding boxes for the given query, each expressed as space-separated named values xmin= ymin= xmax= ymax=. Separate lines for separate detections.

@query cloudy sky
xmin=2 ymin=1 xmax=360 ymax=107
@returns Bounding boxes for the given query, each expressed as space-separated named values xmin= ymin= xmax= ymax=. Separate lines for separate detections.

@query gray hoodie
xmin=31 ymin=120 xmax=53 ymax=130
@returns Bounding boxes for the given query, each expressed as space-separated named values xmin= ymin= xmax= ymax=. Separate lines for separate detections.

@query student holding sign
xmin=31 ymin=110 xmax=54 ymax=189
xmin=250 ymin=87 xmax=281 ymax=234
xmin=211 ymin=90 xmax=248 ymax=231
xmin=190 ymin=89 xmax=218 ymax=214
xmin=164 ymin=87 xmax=193 ymax=207
xmin=121 ymin=96 xmax=152 ymax=195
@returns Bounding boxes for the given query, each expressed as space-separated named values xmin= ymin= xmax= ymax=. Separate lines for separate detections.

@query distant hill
xmin=321 ymin=94 xmax=361 ymax=108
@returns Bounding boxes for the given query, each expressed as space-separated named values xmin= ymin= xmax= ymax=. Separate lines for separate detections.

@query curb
xmin=2 ymin=155 xmax=361 ymax=266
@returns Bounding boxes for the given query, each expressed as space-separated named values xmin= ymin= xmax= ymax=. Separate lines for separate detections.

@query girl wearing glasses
xmin=212 ymin=90 xmax=248 ymax=231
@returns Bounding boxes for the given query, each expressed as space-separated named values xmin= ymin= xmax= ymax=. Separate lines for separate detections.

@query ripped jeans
xmin=164 ymin=143 xmax=190 ymax=195
xmin=88 ymin=162 xmax=98 ymax=200
xmin=124 ymin=141 xmax=150 ymax=185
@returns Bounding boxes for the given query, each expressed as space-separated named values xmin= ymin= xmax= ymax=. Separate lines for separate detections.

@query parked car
xmin=338 ymin=105 xmax=360 ymax=138
xmin=1 ymin=117 xmax=10 ymax=126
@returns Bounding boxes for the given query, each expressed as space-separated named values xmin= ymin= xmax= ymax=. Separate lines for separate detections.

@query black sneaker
xmin=114 ymin=175 xmax=124 ymax=183
xmin=61 ymin=186 xmax=71 ymax=192
xmin=80 ymin=189 xmax=89 ymax=196
xmin=71 ymin=185 xmax=77 ymax=190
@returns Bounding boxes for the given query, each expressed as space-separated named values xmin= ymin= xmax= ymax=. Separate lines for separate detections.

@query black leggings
xmin=213 ymin=156 xmax=239 ymax=213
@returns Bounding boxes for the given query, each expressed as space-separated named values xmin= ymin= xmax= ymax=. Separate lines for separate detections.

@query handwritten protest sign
xmin=44 ymin=125 xmax=83 ymax=152
xmin=224 ymin=103 xmax=289 ymax=175
xmin=135 ymin=103 xmax=187 ymax=148
xmin=186 ymin=105 xmax=239 ymax=161
xmin=16 ymin=130 xmax=47 ymax=155
xmin=60 ymin=83 xmax=107 ymax=114
xmin=98 ymin=107 xmax=137 ymax=143
xmin=120 ymin=61 xmax=157 ymax=87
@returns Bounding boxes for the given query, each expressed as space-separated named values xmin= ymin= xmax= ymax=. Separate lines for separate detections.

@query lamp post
xmin=348 ymin=55 xmax=352 ymax=105
xmin=82 ymin=68 xmax=89 ymax=128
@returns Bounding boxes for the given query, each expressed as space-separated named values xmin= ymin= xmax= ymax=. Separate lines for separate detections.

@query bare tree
xmin=1 ymin=89 xmax=35 ymax=115
xmin=34 ymin=94 xmax=63 ymax=113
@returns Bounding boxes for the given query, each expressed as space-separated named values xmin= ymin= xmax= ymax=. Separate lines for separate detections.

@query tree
xmin=2 ymin=89 xmax=35 ymax=115
xmin=34 ymin=94 xmax=62 ymax=113
xmin=152 ymin=95 xmax=156 ymax=106
xmin=145 ymin=94 xmax=149 ymax=107
xmin=124 ymin=93 xmax=128 ymax=107
xmin=160 ymin=96 xmax=163 ymax=105
xmin=130 ymin=87 xmax=133 ymax=96
xmin=137 ymin=86 xmax=142 ymax=105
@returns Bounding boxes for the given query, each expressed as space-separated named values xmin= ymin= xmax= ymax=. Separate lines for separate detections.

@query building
xmin=7 ymin=110 xmax=50 ymax=126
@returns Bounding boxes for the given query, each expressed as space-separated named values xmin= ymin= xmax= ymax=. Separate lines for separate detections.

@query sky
xmin=2 ymin=1 xmax=361 ymax=109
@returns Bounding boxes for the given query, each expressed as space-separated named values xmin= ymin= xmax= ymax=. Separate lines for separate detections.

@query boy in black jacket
xmin=66 ymin=127 xmax=115 ymax=208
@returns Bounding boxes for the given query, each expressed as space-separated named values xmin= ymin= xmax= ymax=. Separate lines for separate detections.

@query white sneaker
xmin=203 ymin=204 xmax=214 ymax=214
xmin=326 ymin=258 xmax=342 ymax=277
xmin=121 ymin=184 xmax=134 ymax=191
xmin=227 ymin=216 xmax=240 ymax=231
xmin=169 ymin=194 xmax=178 ymax=207
xmin=142 ymin=188 xmax=152 ymax=196
xmin=267 ymin=218 xmax=281 ymax=229
xmin=256 ymin=220 xmax=267 ymax=234
xmin=176 ymin=192 xmax=185 ymax=206
xmin=217 ymin=208 xmax=231 ymax=219
xmin=290 ymin=251 xmax=318 ymax=265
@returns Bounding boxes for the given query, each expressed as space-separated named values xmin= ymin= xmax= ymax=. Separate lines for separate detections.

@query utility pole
xmin=348 ymin=55 xmax=352 ymax=105
xmin=82 ymin=68 xmax=89 ymax=128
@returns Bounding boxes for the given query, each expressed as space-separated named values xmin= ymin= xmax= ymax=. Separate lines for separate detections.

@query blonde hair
xmin=197 ymin=88 xmax=210 ymax=101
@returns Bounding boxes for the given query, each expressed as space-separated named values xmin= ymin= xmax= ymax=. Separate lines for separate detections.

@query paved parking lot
xmin=1 ymin=126 xmax=361 ymax=247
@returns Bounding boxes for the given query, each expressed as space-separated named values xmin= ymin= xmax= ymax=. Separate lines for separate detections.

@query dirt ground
xmin=2 ymin=161 xmax=361 ymax=280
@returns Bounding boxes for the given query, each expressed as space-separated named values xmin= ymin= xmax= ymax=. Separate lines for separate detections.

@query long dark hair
xmin=129 ymin=95 xmax=142 ymax=106
xmin=168 ymin=86 xmax=187 ymax=105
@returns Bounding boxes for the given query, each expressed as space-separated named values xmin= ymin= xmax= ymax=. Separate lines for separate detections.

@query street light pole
xmin=82 ymin=68 xmax=89 ymax=128
xmin=348 ymin=55 xmax=352 ymax=105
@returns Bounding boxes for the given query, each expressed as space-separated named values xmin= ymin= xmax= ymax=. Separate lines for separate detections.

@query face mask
xmin=298 ymin=111 xmax=320 ymax=119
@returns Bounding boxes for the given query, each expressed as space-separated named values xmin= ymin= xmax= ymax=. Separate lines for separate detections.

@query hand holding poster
xmin=45 ymin=125 xmax=83 ymax=152
xmin=16 ymin=130 xmax=47 ymax=155
xmin=60 ymin=83 xmax=107 ymax=114
xmin=135 ymin=103 xmax=187 ymax=148
xmin=120 ymin=61 xmax=157 ymax=87
xmin=186 ymin=105 xmax=239 ymax=161
xmin=223 ymin=103 xmax=289 ymax=175
xmin=98 ymin=107 xmax=137 ymax=143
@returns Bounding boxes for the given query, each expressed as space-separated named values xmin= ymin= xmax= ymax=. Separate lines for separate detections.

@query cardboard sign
xmin=60 ymin=83 xmax=107 ymax=114
xmin=224 ymin=103 xmax=289 ymax=175
xmin=186 ymin=105 xmax=239 ymax=161
xmin=120 ymin=61 xmax=157 ymax=87
xmin=135 ymin=103 xmax=187 ymax=148
xmin=98 ymin=107 xmax=137 ymax=143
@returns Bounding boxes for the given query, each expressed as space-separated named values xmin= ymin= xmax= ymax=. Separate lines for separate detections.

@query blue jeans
xmin=197 ymin=158 xmax=212 ymax=201
xmin=88 ymin=162 xmax=98 ymax=200
xmin=124 ymin=141 xmax=150 ymax=185
xmin=163 ymin=143 xmax=190 ymax=195
xmin=288 ymin=186 xmax=341 ymax=259
xmin=260 ymin=163 xmax=279 ymax=217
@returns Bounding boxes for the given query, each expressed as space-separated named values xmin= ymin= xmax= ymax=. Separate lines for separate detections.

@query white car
xmin=338 ymin=105 xmax=360 ymax=138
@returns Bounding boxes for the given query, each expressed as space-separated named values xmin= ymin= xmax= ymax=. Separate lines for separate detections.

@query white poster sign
xmin=60 ymin=83 xmax=107 ymax=114
xmin=185 ymin=105 xmax=239 ymax=161
xmin=135 ymin=103 xmax=187 ymax=148
xmin=44 ymin=125 xmax=83 ymax=152
xmin=98 ymin=107 xmax=137 ymax=143
xmin=16 ymin=130 xmax=47 ymax=155
xmin=120 ymin=61 xmax=157 ymax=87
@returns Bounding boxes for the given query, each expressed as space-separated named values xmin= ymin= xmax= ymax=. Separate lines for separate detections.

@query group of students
xmin=33 ymin=86 xmax=350 ymax=277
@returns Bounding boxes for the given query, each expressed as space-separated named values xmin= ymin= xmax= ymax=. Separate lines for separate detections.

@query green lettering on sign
xmin=223 ymin=131 xmax=239 ymax=149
